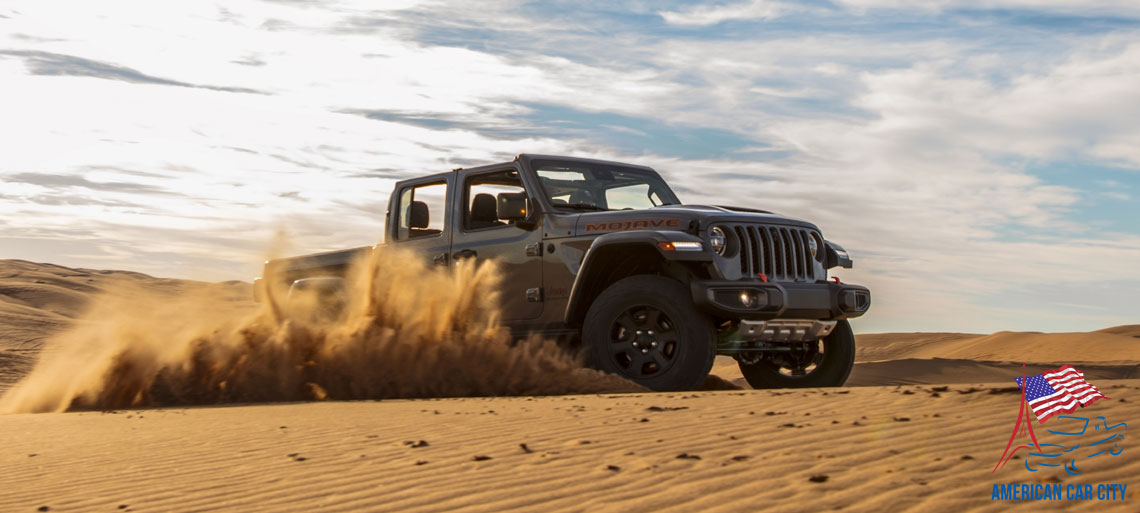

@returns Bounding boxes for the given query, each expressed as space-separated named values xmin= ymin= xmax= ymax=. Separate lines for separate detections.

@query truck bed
xmin=259 ymin=245 xmax=375 ymax=296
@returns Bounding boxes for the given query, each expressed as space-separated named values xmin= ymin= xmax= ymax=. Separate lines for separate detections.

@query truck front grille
xmin=730 ymin=224 xmax=821 ymax=282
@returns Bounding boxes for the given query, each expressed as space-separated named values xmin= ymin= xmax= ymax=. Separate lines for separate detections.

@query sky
xmin=1 ymin=0 xmax=1139 ymax=334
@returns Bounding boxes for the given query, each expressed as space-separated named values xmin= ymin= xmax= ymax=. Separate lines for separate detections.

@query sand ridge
xmin=1 ymin=382 xmax=1136 ymax=512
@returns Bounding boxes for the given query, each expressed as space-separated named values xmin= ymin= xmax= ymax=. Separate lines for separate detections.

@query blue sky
xmin=1 ymin=0 xmax=1139 ymax=333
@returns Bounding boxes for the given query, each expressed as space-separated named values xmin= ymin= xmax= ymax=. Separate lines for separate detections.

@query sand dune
xmin=0 ymin=260 xmax=252 ymax=396
xmin=711 ymin=327 xmax=1140 ymax=388
xmin=845 ymin=329 xmax=1139 ymax=388
xmin=2 ymin=382 xmax=1136 ymax=512
xmin=3 ymin=259 xmax=1137 ymax=394
xmin=2 ymin=260 xmax=1138 ymax=511
xmin=846 ymin=358 xmax=1139 ymax=387
xmin=0 ymin=254 xmax=646 ymax=412
xmin=710 ymin=356 xmax=1139 ymax=389
xmin=855 ymin=331 xmax=1140 ymax=365
xmin=0 ymin=259 xmax=250 ymax=350
xmin=1098 ymin=325 xmax=1140 ymax=338
xmin=854 ymin=333 xmax=984 ymax=362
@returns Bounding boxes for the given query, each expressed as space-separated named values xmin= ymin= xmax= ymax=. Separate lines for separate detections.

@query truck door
xmin=388 ymin=174 xmax=453 ymax=269
xmin=449 ymin=167 xmax=543 ymax=321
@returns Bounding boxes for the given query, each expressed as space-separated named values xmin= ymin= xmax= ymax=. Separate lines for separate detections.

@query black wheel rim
xmin=607 ymin=305 xmax=679 ymax=379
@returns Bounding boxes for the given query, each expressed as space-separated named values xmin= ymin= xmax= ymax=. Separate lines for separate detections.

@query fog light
xmin=712 ymin=289 xmax=767 ymax=309
xmin=839 ymin=290 xmax=870 ymax=312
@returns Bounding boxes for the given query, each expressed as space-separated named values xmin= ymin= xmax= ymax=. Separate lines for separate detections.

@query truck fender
xmin=563 ymin=230 xmax=711 ymax=326
xmin=824 ymin=241 xmax=853 ymax=269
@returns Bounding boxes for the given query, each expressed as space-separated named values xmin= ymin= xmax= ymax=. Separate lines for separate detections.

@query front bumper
xmin=691 ymin=279 xmax=870 ymax=320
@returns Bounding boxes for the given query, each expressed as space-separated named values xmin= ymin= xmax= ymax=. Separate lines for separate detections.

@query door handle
xmin=433 ymin=252 xmax=449 ymax=266
xmin=453 ymin=249 xmax=477 ymax=260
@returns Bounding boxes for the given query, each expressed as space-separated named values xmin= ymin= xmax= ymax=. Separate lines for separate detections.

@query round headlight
xmin=709 ymin=226 xmax=727 ymax=255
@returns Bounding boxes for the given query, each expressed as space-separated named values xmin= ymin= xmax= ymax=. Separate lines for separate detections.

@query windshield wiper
xmin=556 ymin=203 xmax=608 ymax=211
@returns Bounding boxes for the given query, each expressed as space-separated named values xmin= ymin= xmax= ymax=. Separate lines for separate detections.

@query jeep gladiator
xmin=258 ymin=154 xmax=871 ymax=391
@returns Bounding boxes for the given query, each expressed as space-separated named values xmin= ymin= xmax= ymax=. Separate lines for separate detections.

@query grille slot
xmin=730 ymin=224 xmax=819 ymax=281
xmin=734 ymin=226 xmax=750 ymax=276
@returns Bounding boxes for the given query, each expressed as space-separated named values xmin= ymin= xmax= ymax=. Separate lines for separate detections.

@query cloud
xmin=1 ymin=0 xmax=1138 ymax=332
xmin=832 ymin=0 xmax=1140 ymax=17
xmin=659 ymin=0 xmax=1140 ymax=23
xmin=277 ymin=191 xmax=307 ymax=201
xmin=0 ymin=50 xmax=267 ymax=94
xmin=4 ymin=172 xmax=180 ymax=196
xmin=849 ymin=42 xmax=1140 ymax=167
xmin=230 ymin=54 xmax=267 ymax=67
xmin=659 ymin=1 xmax=801 ymax=26
xmin=22 ymin=195 xmax=144 ymax=208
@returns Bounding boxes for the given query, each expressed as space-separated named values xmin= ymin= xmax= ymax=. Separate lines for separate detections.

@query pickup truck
xmin=258 ymin=154 xmax=870 ymax=391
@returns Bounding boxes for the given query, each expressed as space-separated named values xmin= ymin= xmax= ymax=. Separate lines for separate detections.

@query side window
xmin=464 ymin=169 xmax=527 ymax=231
xmin=396 ymin=181 xmax=447 ymax=240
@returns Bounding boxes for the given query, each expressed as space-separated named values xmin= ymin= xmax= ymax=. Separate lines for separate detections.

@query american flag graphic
xmin=1015 ymin=365 xmax=1108 ymax=423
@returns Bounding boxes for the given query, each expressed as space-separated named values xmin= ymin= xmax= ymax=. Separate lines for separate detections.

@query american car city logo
xmin=991 ymin=364 xmax=1127 ymax=502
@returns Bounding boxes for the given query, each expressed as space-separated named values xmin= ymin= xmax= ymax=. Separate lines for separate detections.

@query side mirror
xmin=497 ymin=192 xmax=536 ymax=230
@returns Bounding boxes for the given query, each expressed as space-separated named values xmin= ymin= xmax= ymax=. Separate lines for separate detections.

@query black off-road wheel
xmin=737 ymin=319 xmax=855 ymax=389
xmin=582 ymin=275 xmax=716 ymax=391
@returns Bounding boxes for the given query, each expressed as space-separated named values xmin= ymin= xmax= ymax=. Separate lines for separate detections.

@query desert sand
xmin=1 ymin=259 xmax=1137 ymax=512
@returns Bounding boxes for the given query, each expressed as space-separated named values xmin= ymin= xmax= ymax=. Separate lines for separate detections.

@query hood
xmin=569 ymin=204 xmax=819 ymax=237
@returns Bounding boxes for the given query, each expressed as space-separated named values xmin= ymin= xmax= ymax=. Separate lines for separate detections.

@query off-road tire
xmin=738 ymin=319 xmax=855 ymax=388
xmin=582 ymin=275 xmax=716 ymax=391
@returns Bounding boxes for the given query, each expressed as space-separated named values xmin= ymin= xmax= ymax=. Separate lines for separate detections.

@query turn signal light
xmin=658 ymin=241 xmax=703 ymax=252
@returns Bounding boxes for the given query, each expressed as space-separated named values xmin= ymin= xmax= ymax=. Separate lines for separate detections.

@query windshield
xmin=532 ymin=159 xmax=681 ymax=212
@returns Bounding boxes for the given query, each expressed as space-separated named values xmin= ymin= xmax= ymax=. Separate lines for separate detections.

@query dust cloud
xmin=0 ymin=247 xmax=642 ymax=413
